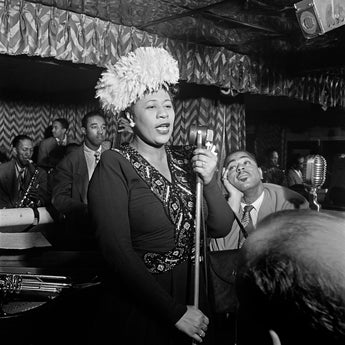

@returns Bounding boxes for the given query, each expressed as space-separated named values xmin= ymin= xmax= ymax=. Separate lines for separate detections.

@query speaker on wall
xmin=294 ymin=0 xmax=345 ymax=39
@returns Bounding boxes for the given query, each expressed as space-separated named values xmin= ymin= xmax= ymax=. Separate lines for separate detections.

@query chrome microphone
xmin=302 ymin=154 xmax=327 ymax=211
xmin=303 ymin=154 xmax=327 ymax=188
xmin=188 ymin=125 xmax=214 ymax=148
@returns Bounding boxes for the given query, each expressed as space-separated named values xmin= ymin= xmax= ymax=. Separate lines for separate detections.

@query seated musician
xmin=0 ymin=134 xmax=49 ymax=209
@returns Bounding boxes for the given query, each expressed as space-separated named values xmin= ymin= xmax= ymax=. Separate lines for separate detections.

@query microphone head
xmin=206 ymin=129 xmax=214 ymax=145
xmin=302 ymin=154 xmax=327 ymax=188
xmin=188 ymin=125 xmax=213 ymax=147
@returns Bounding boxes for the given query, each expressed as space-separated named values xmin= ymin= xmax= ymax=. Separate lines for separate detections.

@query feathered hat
xmin=95 ymin=47 xmax=180 ymax=115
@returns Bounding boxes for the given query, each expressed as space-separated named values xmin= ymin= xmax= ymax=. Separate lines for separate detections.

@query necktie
xmin=238 ymin=204 xmax=254 ymax=247
xmin=94 ymin=151 xmax=101 ymax=166
xmin=18 ymin=168 xmax=26 ymax=191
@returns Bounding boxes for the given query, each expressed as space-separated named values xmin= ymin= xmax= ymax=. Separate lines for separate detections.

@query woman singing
xmin=88 ymin=47 xmax=234 ymax=345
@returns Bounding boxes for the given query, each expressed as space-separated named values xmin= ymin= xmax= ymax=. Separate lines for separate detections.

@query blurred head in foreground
xmin=236 ymin=209 xmax=345 ymax=345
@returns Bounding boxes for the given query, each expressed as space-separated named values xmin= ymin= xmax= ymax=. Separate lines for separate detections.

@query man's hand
xmin=222 ymin=168 xmax=243 ymax=198
xmin=222 ymin=167 xmax=243 ymax=214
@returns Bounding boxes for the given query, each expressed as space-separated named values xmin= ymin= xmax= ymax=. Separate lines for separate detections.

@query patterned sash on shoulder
xmin=117 ymin=144 xmax=196 ymax=273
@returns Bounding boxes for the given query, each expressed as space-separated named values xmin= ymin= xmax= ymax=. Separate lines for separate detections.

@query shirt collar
xmin=241 ymin=190 xmax=264 ymax=211
xmin=15 ymin=162 xmax=25 ymax=172
xmin=15 ymin=162 xmax=27 ymax=178
xmin=83 ymin=143 xmax=102 ymax=154
xmin=56 ymin=135 xmax=67 ymax=146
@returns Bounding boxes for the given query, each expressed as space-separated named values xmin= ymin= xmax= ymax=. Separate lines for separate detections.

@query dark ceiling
xmin=1 ymin=0 xmax=345 ymax=98
xmin=0 ymin=54 xmax=102 ymax=102
xmin=25 ymin=0 xmax=343 ymax=74
xmin=116 ymin=0 xmax=345 ymax=74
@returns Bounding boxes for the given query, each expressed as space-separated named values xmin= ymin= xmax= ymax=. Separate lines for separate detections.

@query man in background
xmin=0 ymin=134 xmax=49 ymax=208
xmin=261 ymin=148 xmax=287 ymax=186
xmin=37 ymin=118 xmax=69 ymax=172
xmin=0 ymin=146 xmax=8 ymax=164
xmin=236 ymin=209 xmax=345 ymax=345
xmin=286 ymin=153 xmax=308 ymax=198
xmin=51 ymin=111 xmax=107 ymax=249
xmin=286 ymin=153 xmax=304 ymax=186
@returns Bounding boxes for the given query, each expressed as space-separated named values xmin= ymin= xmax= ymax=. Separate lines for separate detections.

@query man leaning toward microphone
xmin=209 ymin=149 xmax=309 ymax=345
xmin=210 ymin=149 xmax=309 ymax=251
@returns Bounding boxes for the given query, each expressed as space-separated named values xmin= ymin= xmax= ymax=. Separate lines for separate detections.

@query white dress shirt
xmin=83 ymin=144 xmax=102 ymax=180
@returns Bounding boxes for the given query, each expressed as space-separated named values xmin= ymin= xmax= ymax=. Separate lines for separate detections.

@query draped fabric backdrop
xmin=0 ymin=95 xmax=245 ymax=181
xmin=1 ymin=0 xmax=342 ymax=177
xmin=0 ymin=98 xmax=100 ymax=155
xmin=1 ymin=0 xmax=344 ymax=109
xmin=0 ymin=0 xmax=247 ymax=174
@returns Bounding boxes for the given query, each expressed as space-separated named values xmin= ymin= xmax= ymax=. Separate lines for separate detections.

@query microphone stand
xmin=192 ymin=131 xmax=203 ymax=345
xmin=308 ymin=186 xmax=321 ymax=212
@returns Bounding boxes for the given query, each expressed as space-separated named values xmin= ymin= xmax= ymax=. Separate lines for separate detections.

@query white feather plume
xmin=95 ymin=47 xmax=179 ymax=115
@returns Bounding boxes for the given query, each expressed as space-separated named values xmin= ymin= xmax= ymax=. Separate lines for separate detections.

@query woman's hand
xmin=175 ymin=305 xmax=209 ymax=343
xmin=192 ymin=147 xmax=218 ymax=185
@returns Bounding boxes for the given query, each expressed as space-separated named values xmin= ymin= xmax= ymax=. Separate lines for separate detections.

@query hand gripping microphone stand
xmin=188 ymin=125 xmax=213 ymax=345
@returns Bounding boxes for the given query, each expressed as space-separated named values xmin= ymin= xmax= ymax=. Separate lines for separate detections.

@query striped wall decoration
xmin=0 ymin=96 xmax=245 ymax=169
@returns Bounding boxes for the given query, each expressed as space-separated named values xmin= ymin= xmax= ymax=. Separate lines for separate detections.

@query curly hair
xmin=236 ymin=209 xmax=345 ymax=345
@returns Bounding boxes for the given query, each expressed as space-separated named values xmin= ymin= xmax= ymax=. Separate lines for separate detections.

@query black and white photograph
xmin=0 ymin=1 xmax=345 ymax=344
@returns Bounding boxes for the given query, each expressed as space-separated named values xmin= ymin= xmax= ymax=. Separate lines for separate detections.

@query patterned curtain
xmin=1 ymin=0 xmax=344 ymax=110
xmin=0 ymin=95 xmax=245 ymax=165
xmin=173 ymin=98 xmax=246 ymax=181
xmin=0 ymin=97 xmax=122 ymax=158
xmin=0 ymin=1 xmax=248 ymax=164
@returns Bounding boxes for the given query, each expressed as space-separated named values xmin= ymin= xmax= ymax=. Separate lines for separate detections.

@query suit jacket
xmin=261 ymin=164 xmax=287 ymax=186
xmin=37 ymin=137 xmax=67 ymax=170
xmin=210 ymin=183 xmax=309 ymax=251
xmin=51 ymin=145 xmax=106 ymax=249
xmin=52 ymin=146 xmax=89 ymax=217
xmin=286 ymin=168 xmax=303 ymax=186
xmin=0 ymin=159 xmax=49 ymax=208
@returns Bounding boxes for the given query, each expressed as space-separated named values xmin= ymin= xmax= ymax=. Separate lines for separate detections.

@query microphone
xmin=188 ymin=125 xmax=214 ymax=149
xmin=302 ymin=154 xmax=327 ymax=211
xmin=303 ymin=154 xmax=327 ymax=188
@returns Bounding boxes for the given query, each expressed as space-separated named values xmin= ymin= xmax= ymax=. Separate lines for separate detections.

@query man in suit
xmin=210 ymin=150 xmax=309 ymax=345
xmin=0 ymin=135 xmax=49 ymax=209
xmin=37 ymin=118 xmax=69 ymax=171
xmin=260 ymin=148 xmax=287 ymax=186
xmin=51 ymin=111 xmax=107 ymax=249
xmin=286 ymin=153 xmax=308 ymax=199
xmin=210 ymin=150 xmax=309 ymax=251
xmin=286 ymin=153 xmax=304 ymax=186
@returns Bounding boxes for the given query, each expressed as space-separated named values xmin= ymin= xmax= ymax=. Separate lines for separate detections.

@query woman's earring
xmin=126 ymin=112 xmax=135 ymax=128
